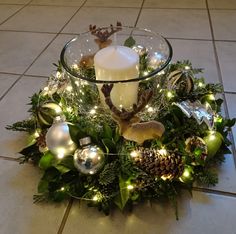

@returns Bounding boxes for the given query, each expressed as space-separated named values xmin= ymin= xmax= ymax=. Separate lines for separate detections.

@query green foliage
xmin=7 ymin=60 xmax=235 ymax=217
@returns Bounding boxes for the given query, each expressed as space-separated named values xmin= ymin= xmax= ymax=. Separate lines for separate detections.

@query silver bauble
xmin=46 ymin=121 xmax=77 ymax=157
xmin=74 ymin=137 xmax=105 ymax=175
xmin=132 ymin=45 xmax=147 ymax=56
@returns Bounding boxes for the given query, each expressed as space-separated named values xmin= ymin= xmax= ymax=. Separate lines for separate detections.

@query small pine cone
xmin=135 ymin=174 xmax=155 ymax=191
xmin=134 ymin=148 xmax=184 ymax=180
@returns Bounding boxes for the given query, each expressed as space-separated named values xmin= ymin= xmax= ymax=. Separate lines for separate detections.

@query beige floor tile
xmin=85 ymin=0 xmax=143 ymax=8
xmin=197 ymin=154 xmax=236 ymax=193
xmin=168 ymin=39 xmax=219 ymax=83
xmin=225 ymin=93 xmax=236 ymax=145
xmin=0 ymin=74 xmax=19 ymax=98
xmin=0 ymin=5 xmax=22 ymax=24
xmin=30 ymin=0 xmax=84 ymax=6
xmin=210 ymin=10 xmax=236 ymax=40
xmin=0 ymin=0 xmax=29 ymax=3
xmin=0 ymin=76 xmax=46 ymax=157
xmin=0 ymin=159 xmax=68 ymax=234
xmin=26 ymin=34 xmax=74 ymax=77
xmin=0 ymin=31 xmax=55 ymax=74
xmin=0 ymin=5 xmax=78 ymax=33
xmin=137 ymin=9 xmax=211 ymax=40
xmin=62 ymin=7 xmax=139 ymax=33
xmin=216 ymin=41 xmax=236 ymax=92
xmin=63 ymin=191 xmax=236 ymax=234
xmin=208 ymin=0 xmax=236 ymax=9
xmin=144 ymin=0 xmax=206 ymax=9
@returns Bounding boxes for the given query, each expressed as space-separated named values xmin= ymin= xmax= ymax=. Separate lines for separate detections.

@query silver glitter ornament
xmin=45 ymin=121 xmax=77 ymax=157
xmin=173 ymin=100 xmax=215 ymax=129
xmin=74 ymin=137 xmax=105 ymax=175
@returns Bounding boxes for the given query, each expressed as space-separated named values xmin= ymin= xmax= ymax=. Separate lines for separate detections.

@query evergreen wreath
xmin=7 ymin=30 xmax=235 ymax=218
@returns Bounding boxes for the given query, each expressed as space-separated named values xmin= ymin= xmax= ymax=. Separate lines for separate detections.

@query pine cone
xmin=133 ymin=148 xmax=184 ymax=180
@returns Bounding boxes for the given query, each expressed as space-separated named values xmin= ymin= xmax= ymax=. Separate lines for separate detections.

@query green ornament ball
xmin=203 ymin=131 xmax=223 ymax=158
xmin=37 ymin=102 xmax=62 ymax=126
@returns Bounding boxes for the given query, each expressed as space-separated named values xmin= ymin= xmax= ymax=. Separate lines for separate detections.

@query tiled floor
xmin=0 ymin=0 xmax=236 ymax=233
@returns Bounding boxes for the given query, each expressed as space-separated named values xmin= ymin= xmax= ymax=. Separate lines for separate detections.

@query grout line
xmin=0 ymin=0 xmax=33 ymax=27
xmin=192 ymin=187 xmax=236 ymax=198
xmin=31 ymin=4 xmax=141 ymax=8
xmin=225 ymin=91 xmax=236 ymax=94
xmin=134 ymin=0 xmax=145 ymax=27
xmin=0 ymin=0 xmax=87 ymax=102
xmin=57 ymin=199 xmax=74 ymax=234
xmin=205 ymin=0 xmax=236 ymax=166
xmin=142 ymin=7 xmax=207 ymax=10
xmin=1 ymin=29 xmax=236 ymax=43
xmin=0 ymin=155 xmax=19 ymax=162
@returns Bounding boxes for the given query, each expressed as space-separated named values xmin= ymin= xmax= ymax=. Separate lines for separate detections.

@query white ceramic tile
xmin=208 ymin=0 xmax=236 ymax=9
xmin=0 ymin=159 xmax=68 ymax=234
xmin=210 ymin=10 xmax=236 ymax=40
xmin=0 ymin=76 xmax=46 ymax=157
xmin=85 ymin=0 xmax=143 ymax=8
xmin=62 ymin=7 xmax=139 ymax=34
xmin=0 ymin=31 xmax=54 ymax=74
xmin=0 ymin=5 xmax=78 ymax=33
xmin=0 ymin=5 xmax=22 ymax=24
xmin=63 ymin=191 xmax=236 ymax=234
xmin=137 ymin=9 xmax=211 ymax=40
xmin=0 ymin=74 xmax=19 ymax=98
xmin=144 ymin=0 xmax=206 ymax=9
xmin=225 ymin=93 xmax=236 ymax=146
xmin=26 ymin=34 xmax=74 ymax=77
xmin=30 ymin=0 xmax=84 ymax=6
xmin=216 ymin=41 xmax=236 ymax=92
xmin=169 ymin=39 xmax=219 ymax=83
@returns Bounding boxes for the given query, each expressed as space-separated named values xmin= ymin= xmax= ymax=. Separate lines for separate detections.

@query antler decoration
xmin=80 ymin=22 xmax=122 ymax=68
xmin=101 ymin=84 xmax=165 ymax=145
xmin=89 ymin=22 xmax=122 ymax=43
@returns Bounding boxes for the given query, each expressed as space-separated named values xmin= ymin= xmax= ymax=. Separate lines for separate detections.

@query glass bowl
xmin=60 ymin=25 xmax=172 ymax=84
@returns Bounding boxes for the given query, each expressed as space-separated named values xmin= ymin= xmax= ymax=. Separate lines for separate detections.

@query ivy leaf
xmin=102 ymin=138 xmax=116 ymax=152
xmin=39 ymin=151 xmax=55 ymax=170
xmin=124 ymin=36 xmax=135 ymax=48
xmin=55 ymin=165 xmax=71 ymax=174
xmin=59 ymin=156 xmax=75 ymax=170
xmin=68 ymin=124 xmax=82 ymax=144
xmin=26 ymin=134 xmax=37 ymax=147
xmin=114 ymin=177 xmax=129 ymax=210
xmin=38 ymin=179 xmax=49 ymax=193
xmin=102 ymin=123 xmax=113 ymax=139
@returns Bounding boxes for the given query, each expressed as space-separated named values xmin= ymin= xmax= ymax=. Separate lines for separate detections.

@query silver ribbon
xmin=173 ymin=100 xmax=215 ymax=129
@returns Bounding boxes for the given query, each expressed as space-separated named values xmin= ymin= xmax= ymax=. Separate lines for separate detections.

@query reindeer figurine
xmin=101 ymin=84 xmax=165 ymax=145
xmin=79 ymin=22 xmax=122 ymax=68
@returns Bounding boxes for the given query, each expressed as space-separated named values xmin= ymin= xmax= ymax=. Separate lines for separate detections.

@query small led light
xmin=167 ymin=91 xmax=174 ymax=98
xmin=147 ymin=107 xmax=154 ymax=112
xmin=183 ymin=170 xmax=190 ymax=178
xmin=90 ymin=109 xmax=96 ymax=115
xmin=57 ymin=149 xmax=65 ymax=159
xmin=127 ymin=185 xmax=134 ymax=190
xmin=93 ymin=195 xmax=99 ymax=201
xmin=208 ymin=94 xmax=215 ymax=101
xmin=130 ymin=150 xmax=139 ymax=158
xmin=198 ymin=82 xmax=204 ymax=87
xmin=34 ymin=131 xmax=40 ymax=138
xmin=66 ymin=107 xmax=73 ymax=112
xmin=158 ymin=148 xmax=167 ymax=156
xmin=72 ymin=64 xmax=78 ymax=69
xmin=185 ymin=66 xmax=190 ymax=70
xmin=143 ymin=71 xmax=149 ymax=76
xmin=60 ymin=187 xmax=65 ymax=191
xmin=66 ymin=85 xmax=72 ymax=92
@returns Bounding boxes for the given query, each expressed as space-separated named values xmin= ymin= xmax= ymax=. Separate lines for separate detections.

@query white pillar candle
xmin=94 ymin=45 xmax=139 ymax=109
